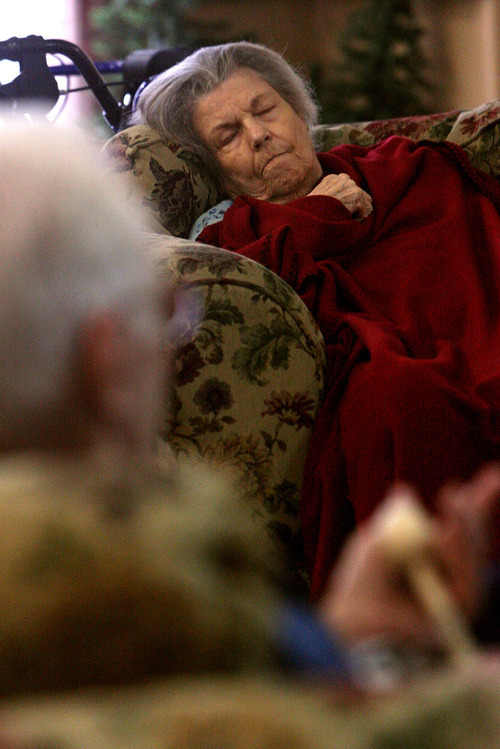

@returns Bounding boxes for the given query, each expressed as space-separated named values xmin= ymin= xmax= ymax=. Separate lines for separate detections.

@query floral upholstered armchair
xmin=0 ymin=101 xmax=500 ymax=749
xmin=102 ymin=99 xmax=500 ymax=586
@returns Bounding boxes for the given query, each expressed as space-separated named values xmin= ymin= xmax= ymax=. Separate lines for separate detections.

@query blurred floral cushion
xmin=0 ymin=453 xmax=279 ymax=697
xmin=2 ymin=656 xmax=500 ymax=748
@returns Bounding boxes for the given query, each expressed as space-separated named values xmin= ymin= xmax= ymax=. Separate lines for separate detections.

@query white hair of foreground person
xmin=0 ymin=123 xmax=159 ymax=452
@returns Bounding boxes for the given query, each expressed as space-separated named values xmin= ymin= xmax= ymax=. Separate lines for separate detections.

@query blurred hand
xmin=308 ymin=173 xmax=373 ymax=219
xmin=318 ymin=465 xmax=500 ymax=651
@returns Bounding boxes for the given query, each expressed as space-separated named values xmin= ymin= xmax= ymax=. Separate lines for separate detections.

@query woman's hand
xmin=308 ymin=173 xmax=373 ymax=219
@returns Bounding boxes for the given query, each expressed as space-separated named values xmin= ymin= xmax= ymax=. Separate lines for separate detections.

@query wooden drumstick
xmin=373 ymin=487 xmax=477 ymax=668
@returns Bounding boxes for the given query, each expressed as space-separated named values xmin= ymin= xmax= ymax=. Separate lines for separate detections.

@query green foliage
xmin=315 ymin=0 xmax=435 ymax=124
xmin=89 ymin=0 xmax=239 ymax=59
xmin=88 ymin=0 xmax=434 ymax=129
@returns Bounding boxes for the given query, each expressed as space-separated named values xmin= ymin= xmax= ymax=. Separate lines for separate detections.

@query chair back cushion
xmin=102 ymin=123 xmax=221 ymax=237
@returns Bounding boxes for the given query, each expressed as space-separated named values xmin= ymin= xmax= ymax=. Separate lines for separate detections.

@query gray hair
xmin=0 ymin=122 xmax=156 ymax=441
xmin=130 ymin=41 xmax=320 ymax=188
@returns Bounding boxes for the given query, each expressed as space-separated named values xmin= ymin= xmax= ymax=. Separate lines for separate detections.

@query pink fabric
xmin=199 ymin=137 xmax=500 ymax=598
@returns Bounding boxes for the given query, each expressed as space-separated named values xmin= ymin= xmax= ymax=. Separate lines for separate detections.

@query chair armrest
xmin=150 ymin=235 xmax=326 ymax=589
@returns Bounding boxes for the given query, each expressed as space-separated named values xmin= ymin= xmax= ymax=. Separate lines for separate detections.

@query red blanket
xmin=199 ymin=136 xmax=500 ymax=597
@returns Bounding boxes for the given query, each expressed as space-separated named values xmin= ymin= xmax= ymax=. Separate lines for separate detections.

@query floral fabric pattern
xmin=101 ymin=125 xmax=221 ymax=236
xmin=316 ymin=100 xmax=500 ymax=178
xmin=153 ymin=242 xmax=326 ymax=590
xmin=315 ymin=110 xmax=461 ymax=150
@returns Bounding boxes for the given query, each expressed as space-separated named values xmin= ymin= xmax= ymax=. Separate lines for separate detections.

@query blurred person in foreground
xmin=0 ymin=122 xmax=282 ymax=694
xmin=0 ymin=123 xmax=499 ymax=748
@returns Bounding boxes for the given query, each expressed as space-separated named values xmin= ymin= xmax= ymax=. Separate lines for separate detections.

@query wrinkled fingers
xmin=308 ymin=173 xmax=373 ymax=218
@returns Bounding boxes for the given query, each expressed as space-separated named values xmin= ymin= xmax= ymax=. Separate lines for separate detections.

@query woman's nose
xmin=246 ymin=118 xmax=270 ymax=149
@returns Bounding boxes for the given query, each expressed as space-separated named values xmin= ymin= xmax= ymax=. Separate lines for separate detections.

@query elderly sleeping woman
xmin=131 ymin=42 xmax=373 ymax=223
xmin=131 ymin=42 xmax=500 ymax=597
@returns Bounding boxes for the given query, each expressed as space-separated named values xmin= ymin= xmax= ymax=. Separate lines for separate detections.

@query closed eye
xmin=218 ymin=129 xmax=238 ymax=148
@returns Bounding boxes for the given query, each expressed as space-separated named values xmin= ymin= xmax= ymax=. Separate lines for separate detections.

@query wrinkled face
xmin=193 ymin=68 xmax=322 ymax=203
